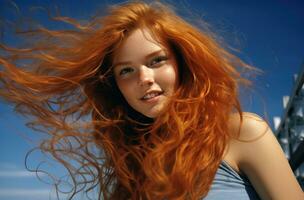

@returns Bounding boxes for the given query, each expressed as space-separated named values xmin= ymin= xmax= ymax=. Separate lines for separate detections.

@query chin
xmin=144 ymin=113 xmax=158 ymax=118
xmin=142 ymin=108 xmax=163 ymax=118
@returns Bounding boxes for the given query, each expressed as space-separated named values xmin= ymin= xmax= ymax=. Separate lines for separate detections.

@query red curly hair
xmin=0 ymin=1 xmax=253 ymax=199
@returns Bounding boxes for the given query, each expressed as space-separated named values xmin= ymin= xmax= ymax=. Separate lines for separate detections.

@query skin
xmin=224 ymin=112 xmax=304 ymax=199
xmin=112 ymin=29 xmax=303 ymax=199
xmin=113 ymin=28 xmax=178 ymax=118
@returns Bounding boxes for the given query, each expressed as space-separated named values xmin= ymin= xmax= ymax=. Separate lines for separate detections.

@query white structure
xmin=273 ymin=63 xmax=304 ymax=188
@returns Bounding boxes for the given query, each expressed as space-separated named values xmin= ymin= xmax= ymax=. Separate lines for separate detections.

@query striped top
xmin=203 ymin=161 xmax=261 ymax=200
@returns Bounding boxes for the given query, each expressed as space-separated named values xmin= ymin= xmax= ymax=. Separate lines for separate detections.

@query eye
xmin=119 ymin=67 xmax=134 ymax=76
xmin=150 ymin=56 xmax=168 ymax=66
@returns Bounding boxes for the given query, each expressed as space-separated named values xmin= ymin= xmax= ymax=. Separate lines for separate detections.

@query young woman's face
xmin=113 ymin=29 xmax=178 ymax=118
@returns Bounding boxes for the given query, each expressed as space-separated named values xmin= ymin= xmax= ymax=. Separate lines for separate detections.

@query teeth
xmin=143 ymin=92 xmax=159 ymax=100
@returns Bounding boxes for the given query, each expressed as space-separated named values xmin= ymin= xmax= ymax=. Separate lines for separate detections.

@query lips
xmin=140 ymin=91 xmax=163 ymax=100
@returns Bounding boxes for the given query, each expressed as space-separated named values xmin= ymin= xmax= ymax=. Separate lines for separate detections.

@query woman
xmin=0 ymin=1 xmax=302 ymax=199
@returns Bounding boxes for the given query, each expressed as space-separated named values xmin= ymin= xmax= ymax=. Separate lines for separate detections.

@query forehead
xmin=113 ymin=29 xmax=168 ymax=63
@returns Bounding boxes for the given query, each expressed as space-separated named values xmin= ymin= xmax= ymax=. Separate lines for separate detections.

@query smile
xmin=141 ymin=91 xmax=163 ymax=101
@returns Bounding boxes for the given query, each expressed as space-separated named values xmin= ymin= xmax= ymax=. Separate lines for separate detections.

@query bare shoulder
xmin=226 ymin=112 xmax=304 ymax=200
xmin=227 ymin=112 xmax=269 ymax=141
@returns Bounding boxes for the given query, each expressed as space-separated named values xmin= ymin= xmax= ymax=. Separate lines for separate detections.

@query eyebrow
xmin=113 ymin=49 xmax=166 ymax=68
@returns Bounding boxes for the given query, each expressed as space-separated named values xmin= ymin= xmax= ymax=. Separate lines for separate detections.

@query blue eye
xmin=150 ymin=56 xmax=168 ymax=66
xmin=119 ymin=67 xmax=134 ymax=75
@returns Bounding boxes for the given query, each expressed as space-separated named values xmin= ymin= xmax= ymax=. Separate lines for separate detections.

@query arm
xmin=228 ymin=112 xmax=303 ymax=200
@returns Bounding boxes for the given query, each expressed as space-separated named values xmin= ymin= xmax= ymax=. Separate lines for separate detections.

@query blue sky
xmin=0 ymin=0 xmax=304 ymax=199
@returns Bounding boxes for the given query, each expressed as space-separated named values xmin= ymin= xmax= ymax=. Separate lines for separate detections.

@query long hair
xmin=0 ymin=1 xmax=253 ymax=199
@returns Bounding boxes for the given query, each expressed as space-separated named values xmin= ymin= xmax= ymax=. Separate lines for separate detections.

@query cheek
xmin=116 ymin=79 xmax=136 ymax=101
xmin=158 ymin=65 xmax=178 ymax=89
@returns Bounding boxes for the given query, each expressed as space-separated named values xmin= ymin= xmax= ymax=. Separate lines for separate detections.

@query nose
xmin=138 ymin=65 xmax=154 ymax=86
